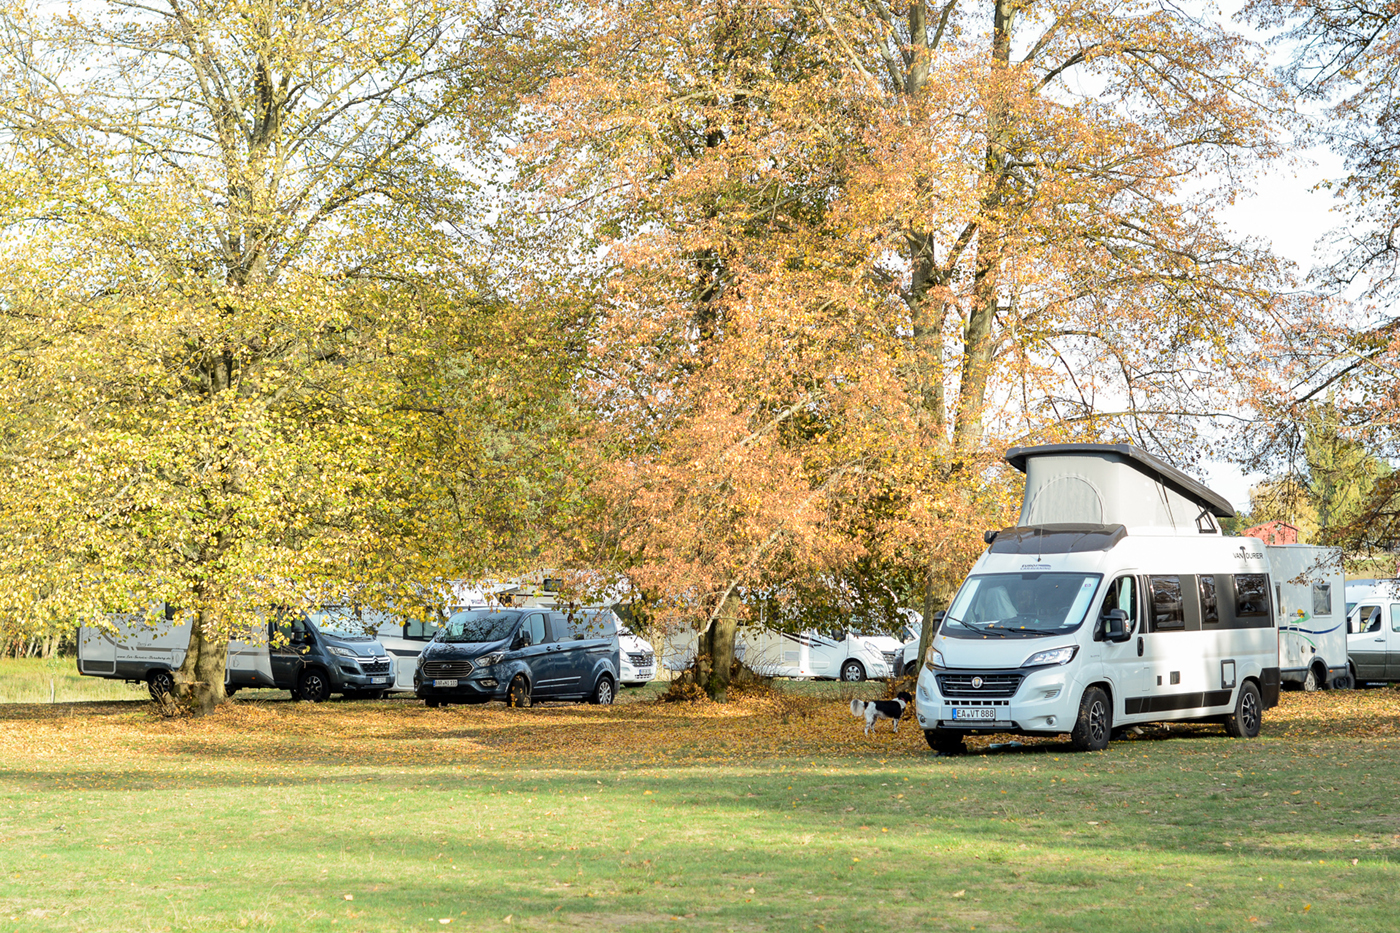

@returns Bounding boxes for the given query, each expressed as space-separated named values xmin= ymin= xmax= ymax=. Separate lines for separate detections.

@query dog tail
xmin=850 ymin=699 xmax=866 ymax=718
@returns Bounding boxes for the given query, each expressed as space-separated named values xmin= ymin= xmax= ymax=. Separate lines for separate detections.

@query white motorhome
xmin=78 ymin=606 xmax=395 ymax=700
xmin=915 ymin=443 xmax=1280 ymax=754
xmin=1270 ymin=545 xmax=1348 ymax=690
xmin=618 ymin=625 xmax=657 ymax=686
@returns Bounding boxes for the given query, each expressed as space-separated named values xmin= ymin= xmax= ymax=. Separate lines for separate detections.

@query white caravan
xmin=1345 ymin=581 xmax=1400 ymax=685
xmin=659 ymin=624 xmax=894 ymax=681
xmin=915 ymin=443 xmax=1280 ymax=754
xmin=1270 ymin=545 xmax=1348 ymax=690
xmin=78 ymin=607 xmax=274 ymax=698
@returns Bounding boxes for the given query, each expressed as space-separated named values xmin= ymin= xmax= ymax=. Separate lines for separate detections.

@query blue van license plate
xmin=433 ymin=679 xmax=458 ymax=688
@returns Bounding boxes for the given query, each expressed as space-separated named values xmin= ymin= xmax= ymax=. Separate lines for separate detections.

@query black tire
xmin=924 ymin=728 xmax=965 ymax=756
xmin=903 ymin=660 xmax=918 ymax=677
xmin=224 ymin=685 xmax=240 ymax=697
xmin=1070 ymin=686 xmax=1112 ymax=752
xmin=147 ymin=670 xmax=175 ymax=701
xmin=1329 ymin=672 xmax=1354 ymax=690
xmin=1303 ymin=667 xmax=1320 ymax=692
xmin=507 ymin=674 xmax=531 ymax=709
xmin=424 ymin=697 xmax=442 ymax=708
xmin=591 ymin=674 xmax=615 ymax=706
xmin=1225 ymin=681 xmax=1263 ymax=738
xmin=840 ymin=660 xmax=866 ymax=683
xmin=297 ymin=669 xmax=331 ymax=703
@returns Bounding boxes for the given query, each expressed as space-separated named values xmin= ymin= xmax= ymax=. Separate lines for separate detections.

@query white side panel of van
xmin=78 ymin=625 xmax=117 ymax=674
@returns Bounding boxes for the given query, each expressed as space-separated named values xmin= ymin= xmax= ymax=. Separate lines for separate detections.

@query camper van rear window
xmin=1149 ymin=576 xmax=1186 ymax=630
xmin=941 ymin=573 xmax=1102 ymax=638
xmin=1234 ymin=574 xmax=1270 ymax=619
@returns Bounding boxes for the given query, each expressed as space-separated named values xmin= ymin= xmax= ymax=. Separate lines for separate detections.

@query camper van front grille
xmin=627 ymin=652 xmax=654 ymax=667
xmin=423 ymin=659 xmax=474 ymax=678
xmin=361 ymin=658 xmax=392 ymax=674
xmin=883 ymin=651 xmax=901 ymax=671
xmin=935 ymin=672 xmax=1023 ymax=699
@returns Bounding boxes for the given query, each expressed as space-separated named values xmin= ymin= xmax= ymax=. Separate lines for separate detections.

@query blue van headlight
xmin=477 ymin=652 xmax=505 ymax=667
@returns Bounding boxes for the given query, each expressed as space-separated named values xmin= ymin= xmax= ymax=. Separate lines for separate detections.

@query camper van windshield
xmin=308 ymin=608 xmax=392 ymax=639
xmin=442 ymin=611 xmax=521 ymax=644
xmin=942 ymin=573 xmax=1102 ymax=638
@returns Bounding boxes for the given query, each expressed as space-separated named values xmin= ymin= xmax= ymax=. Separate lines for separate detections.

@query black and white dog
xmin=850 ymin=692 xmax=913 ymax=735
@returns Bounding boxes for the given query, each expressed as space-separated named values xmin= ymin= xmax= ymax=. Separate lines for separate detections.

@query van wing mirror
xmin=515 ymin=630 xmax=532 ymax=649
xmin=931 ymin=610 xmax=946 ymax=630
xmin=1102 ymin=608 xmax=1130 ymax=642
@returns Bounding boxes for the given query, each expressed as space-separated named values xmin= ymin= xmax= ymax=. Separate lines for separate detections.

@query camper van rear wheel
xmin=1302 ymin=667 xmax=1320 ymax=692
xmin=507 ymin=675 xmax=531 ymax=709
xmin=904 ymin=661 xmax=918 ymax=677
xmin=147 ymin=670 xmax=174 ymax=700
xmin=925 ymin=729 xmax=965 ymax=756
xmin=298 ymin=670 xmax=330 ymax=703
xmin=1225 ymin=681 xmax=1262 ymax=739
xmin=1070 ymin=686 xmax=1111 ymax=752
xmin=840 ymin=660 xmax=866 ymax=682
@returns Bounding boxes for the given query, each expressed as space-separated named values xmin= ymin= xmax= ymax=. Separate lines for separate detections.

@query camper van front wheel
xmin=840 ymin=660 xmax=866 ymax=682
xmin=297 ymin=670 xmax=330 ymax=703
xmin=147 ymin=670 xmax=174 ymax=700
xmin=1070 ymin=687 xmax=1112 ymax=752
xmin=1225 ymin=681 xmax=1262 ymax=739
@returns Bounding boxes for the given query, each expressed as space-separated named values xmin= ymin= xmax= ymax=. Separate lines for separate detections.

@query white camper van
xmin=1270 ymin=545 xmax=1348 ymax=690
xmin=1345 ymin=580 xmax=1400 ymax=685
xmin=915 ymin=444 xmax=1280 ymax=754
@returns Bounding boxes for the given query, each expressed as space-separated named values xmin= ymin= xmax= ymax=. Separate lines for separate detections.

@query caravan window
xmin=1312 ymin=584 xmax=1333 ymax=617
xmin=941 ymin=573 xmax=1102 ymax=639
xmin=1199 ymin=576 xmax=1219 ymax=624
xmin=1148 ymin=576 xmax=1186 ymax=631
xmin=1392 ymin=605 xmax=1400 ymax=633
xmin=1233 ymin=574 xmax=1271 ymax=619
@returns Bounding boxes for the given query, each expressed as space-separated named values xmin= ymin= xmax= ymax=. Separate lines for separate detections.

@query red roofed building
xmin=1242 ymin=520 xmax=1299 ymax=545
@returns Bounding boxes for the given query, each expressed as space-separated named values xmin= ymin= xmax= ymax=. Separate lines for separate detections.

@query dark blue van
xmin=413 ymin=608 xmax=620 ymax=708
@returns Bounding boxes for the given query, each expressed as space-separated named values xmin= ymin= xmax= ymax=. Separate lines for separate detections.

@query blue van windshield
xmin=942 ymin=573 xmax=1102 ymax=638
xmin=442 ymin=611 xmax=521 ymax=643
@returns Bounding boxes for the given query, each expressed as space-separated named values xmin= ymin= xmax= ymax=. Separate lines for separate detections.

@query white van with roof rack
xmin=915 ymin=444 xmax=1282 ymax=754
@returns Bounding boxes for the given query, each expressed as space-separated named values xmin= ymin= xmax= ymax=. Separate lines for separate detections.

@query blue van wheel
xmin=507 ymin=675 xmax=531 ymax=708
xmin=591 ymin=675 xmax=615 ymax=706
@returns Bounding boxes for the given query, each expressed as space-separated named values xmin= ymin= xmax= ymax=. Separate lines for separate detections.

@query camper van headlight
xmin=924 ymin=647 xmax=946 ymax=671
xmin=328 ymin=646 xmax=356 ymax=658
xmin=477 ymin=652 xmax=505 ymax=667
xmin=1022 ymin=646 xmax=1078 ymax=668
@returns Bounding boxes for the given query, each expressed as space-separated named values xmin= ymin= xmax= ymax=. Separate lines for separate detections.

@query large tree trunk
xmin=699 ymin=599 xmax=741 ymax=702
xmin=173 ymin=609 xmax=228 ymax=715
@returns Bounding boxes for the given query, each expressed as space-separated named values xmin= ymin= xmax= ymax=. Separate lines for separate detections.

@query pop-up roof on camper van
xmin=1004 ymin=444 xmax=1235 ymax=536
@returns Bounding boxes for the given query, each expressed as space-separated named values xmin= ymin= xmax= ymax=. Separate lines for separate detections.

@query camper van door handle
xmin=1136 ymin=637 xmax=1144 ymax=657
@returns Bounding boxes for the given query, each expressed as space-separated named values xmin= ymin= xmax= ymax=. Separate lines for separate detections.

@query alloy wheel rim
xmin=1089 ymin=700 xmax=1107 ymax=742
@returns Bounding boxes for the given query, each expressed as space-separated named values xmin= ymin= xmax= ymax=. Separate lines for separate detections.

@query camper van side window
xmin=1199 ymin=576 xmax=1219 ymax=625
xmin=1233 ymin=574 xmax=1270 ymax=620
xmin=1391 ymin=605 xmax=1400 ymax=633
xmin=1354 ymin=605 xmax=1381 ymax=634
xmin=1149 ymin=576 xmax=1185 ymax=631
xmin=1312 ymin=584 xmax=1333 ymax=617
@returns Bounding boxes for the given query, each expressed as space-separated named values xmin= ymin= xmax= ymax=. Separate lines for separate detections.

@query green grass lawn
xmin=1 ymin=674 xmax=1398 ymax=932
xmin=0 ymin=657 xmax=146 ymax=704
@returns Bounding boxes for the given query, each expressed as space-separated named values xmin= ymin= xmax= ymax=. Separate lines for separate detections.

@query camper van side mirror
xmin=1102 ymin=609 xmax=1130 ymax=643
xmin=931 ymin=610 xmax=946 ymax=631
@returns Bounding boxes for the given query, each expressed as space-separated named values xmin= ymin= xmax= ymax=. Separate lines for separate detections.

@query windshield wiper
xmin=951 ymin=617 xmax=1010 ymax=637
